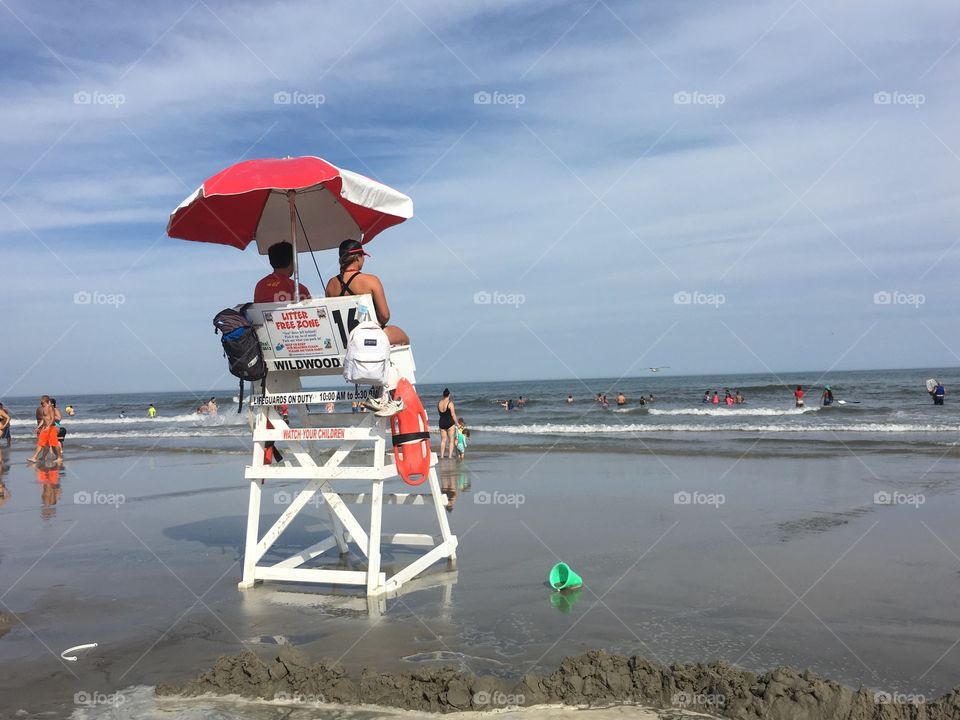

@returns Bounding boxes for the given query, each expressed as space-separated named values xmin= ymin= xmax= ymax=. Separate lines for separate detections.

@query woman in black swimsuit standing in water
xmin=437 ymin=388 xmax=459 ymax=459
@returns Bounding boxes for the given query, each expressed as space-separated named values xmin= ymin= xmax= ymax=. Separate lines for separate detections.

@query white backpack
xmin=343 ymin=319 xmax=391 ymax=386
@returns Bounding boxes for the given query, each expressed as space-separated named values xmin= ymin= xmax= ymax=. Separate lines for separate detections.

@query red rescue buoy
xmin=390 ymin=379 xmax=431 ymax=486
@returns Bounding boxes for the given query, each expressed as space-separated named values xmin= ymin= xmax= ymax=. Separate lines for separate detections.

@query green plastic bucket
xmin=549 ymin=562 xmax=583 ymax=590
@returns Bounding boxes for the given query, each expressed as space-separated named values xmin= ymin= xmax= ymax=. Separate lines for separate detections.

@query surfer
xmin=821 ymin=386 xmax=834 ymax=406
xmin=794 ymin=386 xmax=805 ymax=408
xmin=254 ymin=241 xmax=311 ymax=303
xmin=325 ymin=239 xmax=409 ymax=346
xmin=437 ymin=389 xmax=460 ymax=459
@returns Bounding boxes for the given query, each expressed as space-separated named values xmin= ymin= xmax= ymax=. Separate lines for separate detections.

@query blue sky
xmin=1 ymin=0 xmax=958 ymax=395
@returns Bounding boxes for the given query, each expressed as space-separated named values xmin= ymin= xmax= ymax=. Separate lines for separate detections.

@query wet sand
xmin=1 ymin=443 xmax=960 ymax=717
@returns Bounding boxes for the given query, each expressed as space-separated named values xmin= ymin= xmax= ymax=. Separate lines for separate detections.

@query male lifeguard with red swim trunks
xmin=253 ymin=242 xmax=310 ymax=304
xmin=28 ymin=396 xmax=61 ymax=465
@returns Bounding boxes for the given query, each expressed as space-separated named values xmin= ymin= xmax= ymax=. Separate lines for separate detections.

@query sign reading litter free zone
xmin=262 ymin=307 xmax=340 ymax=358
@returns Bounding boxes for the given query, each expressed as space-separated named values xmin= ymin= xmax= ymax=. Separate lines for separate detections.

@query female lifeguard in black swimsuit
xmin=324 ymin=239 xmax=410 ymax=346
xmin=437 ymin=388 xmax=459 ymax=459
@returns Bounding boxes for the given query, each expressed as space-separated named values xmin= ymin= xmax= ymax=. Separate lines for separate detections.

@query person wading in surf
xmin=437 ymin=389 xmax=460 ymax=459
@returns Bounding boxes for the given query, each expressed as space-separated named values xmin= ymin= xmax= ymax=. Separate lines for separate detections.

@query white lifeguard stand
xmin=236 ymin=295 xmax=457 ymax=596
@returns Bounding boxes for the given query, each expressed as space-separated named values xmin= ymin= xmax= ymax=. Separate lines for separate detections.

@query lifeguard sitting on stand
xmin=326 ymin=240 xmax=409 ymax=346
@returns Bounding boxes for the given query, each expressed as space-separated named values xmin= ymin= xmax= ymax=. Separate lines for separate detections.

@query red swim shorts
xmin=37 ymin=426 xmax=60 ymax=448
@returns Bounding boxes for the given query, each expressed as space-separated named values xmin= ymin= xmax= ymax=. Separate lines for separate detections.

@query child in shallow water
xmin=455 ymin=418 xmax=470 ymax=461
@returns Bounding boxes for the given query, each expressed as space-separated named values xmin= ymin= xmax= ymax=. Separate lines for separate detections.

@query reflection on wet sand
xmin=34 ymin=460 xmax=62 ymax=520
xmin=438 ymin=458 xmax=471 ymax=513
xmin=0 ymin=446 xmax=9 ymax=509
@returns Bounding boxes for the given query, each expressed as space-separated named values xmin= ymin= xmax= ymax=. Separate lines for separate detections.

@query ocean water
xmin=3 ymin=367 xmax=958 ymax=458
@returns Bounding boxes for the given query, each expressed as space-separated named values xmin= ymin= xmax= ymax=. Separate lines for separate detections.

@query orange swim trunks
xmin=37 ymin=426 xmax=60 ymax=447
xmin=38 ymin=468 xmax=60 ymax=484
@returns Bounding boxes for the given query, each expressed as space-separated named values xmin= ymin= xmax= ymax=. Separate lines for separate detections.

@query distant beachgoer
xmin=725 ymin=391 xmax=734 ymax=406
xmin=254 ymin=241 xmax=311 ymax=304
xmin=596 ymin=393 xmax=602 ymax=404
xmin=326 ymin=239 xmax=409 ymax=346
xmin=455 ymin=418 xmax=469 ymax=461
xmin=794 ymin=386 xmax=805 ymax=408
xmin=119 ymin=409 xmax=126 ymax=419
xmin=517 ymin=396 xmax=526 ymax=408
xmin=934 ymin=383 xmax=945 ymax=405
xmin=616 ymin=392 xmax=626 ymax=406
xmin=438 ymin=389 xmax=459 ymax=459
xmin=638 ymin=395 xmax=646 ymax=407
xmin=567 ymin=394 xmax=574 ymax=404
xmin=821 ymin=386 xmax=834 ymax=406
xmin=735 ymin=390 xmax=744 ymax=404
xmin=648 ymin=394 xmax=655 ymax=403
xmin=0 ymin=403 xmax=11 ymax=446
xmin=712 ymin=391 xmax=720 ymax=405
xmin=50 ymin=399 xmax=66 ymax=448
xmin=65 ymin=405 xmax=75 ymax=416
xmin=148 ymin=403 xmax=157 ymax=418
xmin=205 ymin=397 xmax=218 ymax=416
xmin=702 ymin=391 xmax=710 ymax=403
xmin=196 ymin=404 xmax=207 ymax=415
xmin=28 ymin=396 xmax=61 ymax=465
xmin=324 ymin=402 xmax=336 ymax=413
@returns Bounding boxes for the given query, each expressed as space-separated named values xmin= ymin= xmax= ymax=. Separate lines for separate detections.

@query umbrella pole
xmin=287 ymin=190 xmax=300 ymax=303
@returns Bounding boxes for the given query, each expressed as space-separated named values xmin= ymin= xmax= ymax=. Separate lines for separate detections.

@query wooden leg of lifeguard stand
xmin=366 ymin=480 xmax=385 ymax=594
xmin=239 ymin=478 xmax=262 ymax=589
xmin=428 ymin=462 xmax=457 ymax=562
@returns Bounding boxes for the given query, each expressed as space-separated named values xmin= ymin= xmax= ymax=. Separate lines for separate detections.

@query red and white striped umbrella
xmin=166 ymin=156 xmax=413 ymax=253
